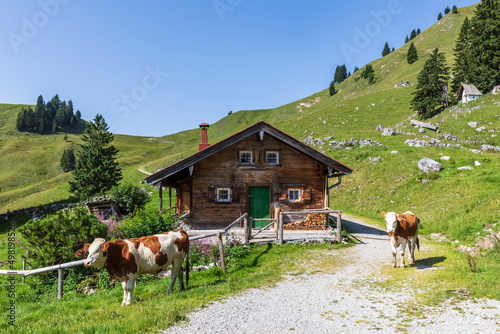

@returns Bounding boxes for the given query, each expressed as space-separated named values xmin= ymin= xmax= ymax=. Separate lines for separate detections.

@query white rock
xmin=468 ymin=121 xmax=478 ymax=128
xmin=476 ymin=126 xmax=486 ymax=132
xmin=474 ymin=161 xmax=481 ymax=166
xmin=457 ymin=166 xmax=474 ymax=171
xmin=441 ymin=156 xmax=450 ymax=160
xmin=391 ymin=151 xmax=399 ymax=154
xmin=471 ymin=149 xmax=483 ymax=154
xmin=418 ymin=158 xmax=442 ymax=172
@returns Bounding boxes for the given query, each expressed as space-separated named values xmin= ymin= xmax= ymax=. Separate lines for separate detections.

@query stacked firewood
xmin=283 ymin=214 xmax=327 ymax=230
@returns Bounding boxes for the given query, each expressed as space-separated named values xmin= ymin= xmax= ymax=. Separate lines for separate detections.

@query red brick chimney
xmin=199 ymin=123 xmax=210 ymax=151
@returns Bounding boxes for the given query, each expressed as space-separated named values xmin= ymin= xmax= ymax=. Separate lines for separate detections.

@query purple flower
xmin=16 ymin=240 xmax=20 ymax=244
xmin=68 ymin=234 xmax=72 ymax=240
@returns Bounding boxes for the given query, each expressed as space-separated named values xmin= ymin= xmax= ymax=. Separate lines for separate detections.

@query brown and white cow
xmin=382 ymin=211 xmax=420 ymax=268
xmin=83 ymin=230 xmax=189 ymax=306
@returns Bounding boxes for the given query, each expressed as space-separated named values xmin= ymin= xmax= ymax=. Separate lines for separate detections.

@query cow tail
xmin=416 ymin=237 xmax=420 ymax=251
xmin=185 ymin=252 xmax=190 ymax=288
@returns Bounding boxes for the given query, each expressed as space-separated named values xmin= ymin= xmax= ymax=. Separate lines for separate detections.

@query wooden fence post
xmin=337 ymin=213 xmax=342 ymax=243
xmin=248 ymin=218 xmax=253 ymax=243
xmin=244 ymin=217 xmax=249 ymax=245
xmin=278 ymin=212 xmax=284 ymax=246
xmin=217 ymin=232 xmax=226 ymax=273
xmin=58 ymin=268 xmax=64 ymax=299
xmin=22 ymin=258 xmax=26 ymax=285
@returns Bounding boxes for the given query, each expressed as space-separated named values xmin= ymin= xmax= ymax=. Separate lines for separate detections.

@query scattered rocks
xmin=480 ymin=144 xmax=500 ymax=152
xmin=419 ymin=128 xmax=426 ymax=133
xmin=442 ymin=133 xmax=458 ymax=141
xmin=417 ymin=158 xmax=442 ymax=172
xmin=476 ymin=126 xmax=486 ymax=132
xmin=367 ymin=156 xmax=381 ymax=163
xmin=468 ymin=121 xmax=478 ymax=128
xmin=470 ymin=149 xmax=483 ymax=154
xmin=376 ymin=125 xmax=384 ymax=132
xmin=381 ymin=128 xmax=395 ymax=136
xmin=394 ymin=81 xmax=412 ymax=89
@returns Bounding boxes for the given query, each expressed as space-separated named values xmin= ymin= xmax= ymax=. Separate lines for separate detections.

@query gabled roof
xmin=458 ymin=83 xmax=483 ymax=96
xmin=145 ymin=121 xmax=353 ymax=185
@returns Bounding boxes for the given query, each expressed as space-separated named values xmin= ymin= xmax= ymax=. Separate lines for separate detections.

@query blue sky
xmin=0 ymin=0 xmax=479 ymax=137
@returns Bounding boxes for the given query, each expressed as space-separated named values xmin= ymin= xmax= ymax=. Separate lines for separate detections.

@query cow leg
xmin=390 ymin=240 xmax=398 ymax=268
xmin=121 ymin=280 xmax=128 ymax=306
xmin=121 ymin=275 xmax=136 ymax=306
xmin=400 ymin=240 xmax=407 ymax=268
xmin=177 ymin=262 xmax=185 ymax=291
xmin=408 ymin=238 xmax=416 ymax=264
xmin=167 ymin=262 xmax=180 ymax=294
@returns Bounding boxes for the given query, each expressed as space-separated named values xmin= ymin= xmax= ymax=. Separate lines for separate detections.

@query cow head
xmin=382 ymin=211 xmax=398 ymax=236
xmin=84 ymin=238 xmax=108 ymax=269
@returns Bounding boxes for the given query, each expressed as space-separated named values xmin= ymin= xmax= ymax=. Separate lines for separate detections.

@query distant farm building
xmin=144 ymin=121 xmax=353 ymax=228
xmin=458 ymin=83 xmax=482 ymax=103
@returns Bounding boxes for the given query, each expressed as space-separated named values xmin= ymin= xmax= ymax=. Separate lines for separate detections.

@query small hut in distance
xmin=458 ymin=82 xmax=482 ymax=103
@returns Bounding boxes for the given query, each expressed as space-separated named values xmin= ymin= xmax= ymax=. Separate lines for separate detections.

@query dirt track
xmin=164 ymin=214 xmax=500 ymax=333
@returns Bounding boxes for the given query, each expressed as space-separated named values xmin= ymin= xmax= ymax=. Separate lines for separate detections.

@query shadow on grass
xmin=416 ymin=256 xmax=447 ymax=269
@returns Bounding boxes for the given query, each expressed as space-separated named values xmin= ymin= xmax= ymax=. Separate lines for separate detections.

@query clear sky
xmin=0 ymin=0 xmax=479 ymax=137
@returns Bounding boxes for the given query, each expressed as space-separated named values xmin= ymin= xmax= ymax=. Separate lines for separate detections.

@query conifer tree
xmin=405 ymin=35 xmax=409 ymax=43
xmin=438 ymin=12 xmax=443 ymax=20
xmin=361 ymin=64 xmax=375 ymax=84
xmin=411 ymin=48 xmax=450 ymax=119
xmin=329 ymin=81 xmax=337 ymax=96
xmin=334 ymin=64 xmax=347 ymax=83
xmin=410 ymin=29 xmax=417 ymax=40
xmin=468 ymin=0 xmax=500 ymax=93
xmin=407 ymin=42 xmax=419 ymax=64
xmin=69 ymin=114 xmax=122 ymax=199
xmin=445 ymin=6 xmax=451 ymax=14
xmin=60 ymin=147 xmax=76 ymax=172
xmin=452 ymin=5 xmax=458 ymax=13
xmin=353 ymin=66 xmax=359 ymax=73
xmin=382 ymin=42 xmax=391 ymax=57
xmin=451 ymin=17 xmax=472 ymax=93
xmin=417 ymin=28 xmax=421 ymax=35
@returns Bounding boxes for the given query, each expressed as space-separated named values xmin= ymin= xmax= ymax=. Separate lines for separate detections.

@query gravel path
xmin=164 ymin=215 xmax=500 ymax=333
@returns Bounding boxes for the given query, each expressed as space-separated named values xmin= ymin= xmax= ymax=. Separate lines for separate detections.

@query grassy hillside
xmin=1 ymin=4 xmax=499 ymax=244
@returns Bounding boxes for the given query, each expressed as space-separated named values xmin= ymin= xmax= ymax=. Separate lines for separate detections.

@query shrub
xmin=94 ymin=210 xmax=123 ymax=240
xmin=120 ymin=207 xmax=176 ymax=239
xmin=110 ymin=183 xmax=151 ymax=215
xmin=18 ymin=206 xmax=107 ymax=268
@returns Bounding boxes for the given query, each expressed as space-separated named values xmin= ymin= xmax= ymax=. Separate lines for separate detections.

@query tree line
xmin=412 ymin=0 xmax=500 ymax=118
xmin=16 ymin=94 xmax=82 ymax=133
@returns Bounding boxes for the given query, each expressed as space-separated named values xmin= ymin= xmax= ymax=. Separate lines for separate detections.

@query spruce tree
xmin=361 ymin=64 xmax=375 ymax=84
xmin=60 ymin=147 xmax=76 ymax=172
xmin=468 ymin=0 xmax=500 ymax=93
xmin=411 ymin=48 xmax=450 ymax=119
xmin=451 ymin=17 xmax=472 ymax=93
xmin=76 ymin=110 xmax=81 ymax=119
xmin=445 ymin=6 xmax=451 ymax=15
xmin=353 ymin=66 xmax=359 ymax=73
xmin=417 ymin=28 xmax=421 ymax=35
xmin=69 ymin=114 xmax=122 ymax=199
xmin=407 ymin=42 xmax=419 ymax=64
xmin=405 ymin=35 xmax=409 ymax=43
xmin=382 ymin=42 xmax=391 ymax=57
xmin=452 ymin=5 xmax=458 ymax=14
xmin=438 ymin=12 xmax=443 ymax=20
xmin=334 ymin=64 xmax=348 ymax=83
xmin=410 ymin=29 xmax=417 ymax=40
xmin=329 ymin=81 xmax=337 ymax=96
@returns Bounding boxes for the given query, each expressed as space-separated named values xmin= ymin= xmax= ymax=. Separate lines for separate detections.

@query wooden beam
xmin=157 ymin=183 xmax=163 ymax=213
xmin=410 ymin=119 xmax=439 ymax=131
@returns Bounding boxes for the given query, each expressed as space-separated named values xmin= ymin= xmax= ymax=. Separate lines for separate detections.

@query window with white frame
xmin=288 ymin=188 xmax=302 ymax=202
xmin=239 ymin=151 xmax=253 ymax=165
xmin=265 ymin=151 xmax=280 ymax=165
xmin=216 ymin=187 xmax=231 ymax=202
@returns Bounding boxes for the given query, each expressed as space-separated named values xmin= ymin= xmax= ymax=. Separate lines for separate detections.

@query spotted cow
xmin=382 ymin=211 xmax=420 ymax=268
xmin=83 ymin=230 xmax=189 ymax=306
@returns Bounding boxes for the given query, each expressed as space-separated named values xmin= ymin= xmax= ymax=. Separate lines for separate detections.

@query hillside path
xmin=163 ymin=214 xmax=500 ymax=333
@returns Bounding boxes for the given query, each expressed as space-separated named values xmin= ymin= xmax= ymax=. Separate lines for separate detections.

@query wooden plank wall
xmin=183 ymin=134 xmax=326 ymax=227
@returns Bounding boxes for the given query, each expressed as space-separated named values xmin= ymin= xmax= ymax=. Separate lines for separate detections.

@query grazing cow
xmin=382 ymin=211 xmax=420 ymax=268
xmin=83 ymin=230 xmax=189 ymax=306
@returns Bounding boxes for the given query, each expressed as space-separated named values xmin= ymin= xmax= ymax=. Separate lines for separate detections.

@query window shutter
xmin=302 ymin=190 xmax=312 ymax=203
xmin=207 ymin=187 xmax=215 ymax=203
xmin=232 ymin=188 xmax=240 ymax=203
xmin=279 ymin=189 xmax=287 ymax=202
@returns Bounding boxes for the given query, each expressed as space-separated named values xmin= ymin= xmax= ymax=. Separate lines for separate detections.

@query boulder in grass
xmin=417 ymin=158 xmax=442 ymax=172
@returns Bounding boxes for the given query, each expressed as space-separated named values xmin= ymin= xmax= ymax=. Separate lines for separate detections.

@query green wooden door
xmin=249 ymin=186 xmax=270 ymax=228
